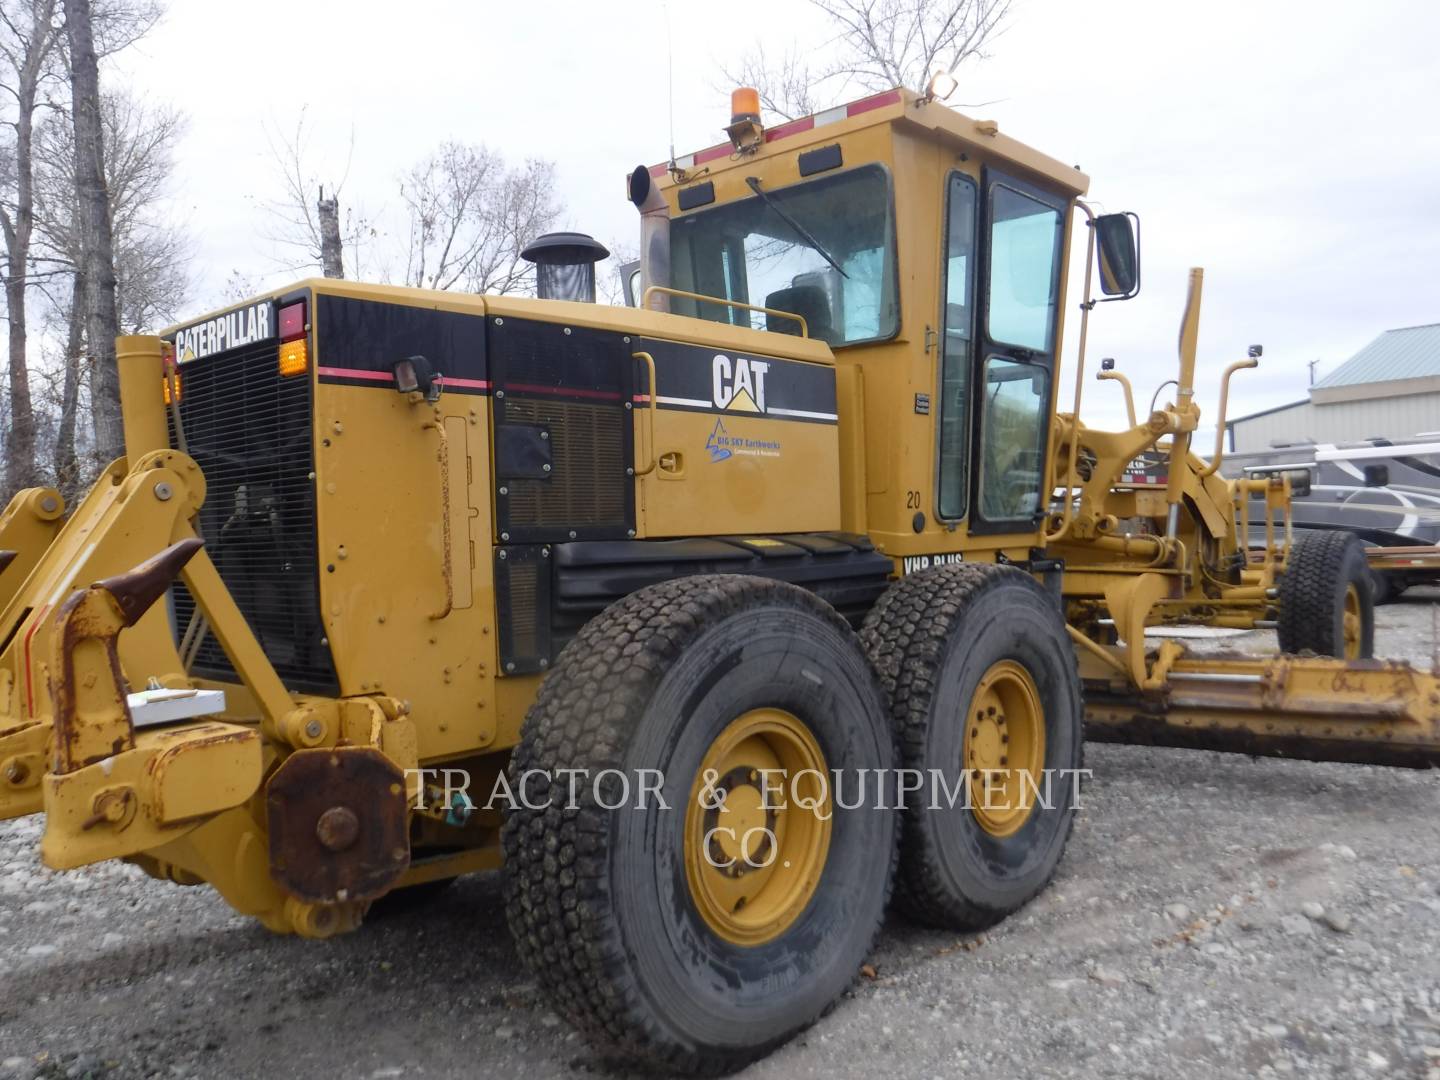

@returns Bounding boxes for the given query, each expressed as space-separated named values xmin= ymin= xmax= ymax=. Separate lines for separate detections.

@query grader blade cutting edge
xmin=1082 ymin=653 xmax=1440 ymax=768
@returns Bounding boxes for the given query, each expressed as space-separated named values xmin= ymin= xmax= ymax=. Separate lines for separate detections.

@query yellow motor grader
xmin=1 ymin=85 xmax=1437 ymax=1074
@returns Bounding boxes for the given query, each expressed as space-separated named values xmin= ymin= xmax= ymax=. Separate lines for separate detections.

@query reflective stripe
xmin=768 ymin=406 xmax=839 ymax=422
xmin=648 ymin=89 xmax=902 ymax=178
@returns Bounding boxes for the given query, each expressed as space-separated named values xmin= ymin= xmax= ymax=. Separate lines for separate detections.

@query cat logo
xmin=712 ymin=353 xmax=770 ymax=413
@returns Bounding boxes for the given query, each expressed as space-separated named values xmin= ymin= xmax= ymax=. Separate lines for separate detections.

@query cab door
xmin=968 ymin=171 xmax=1067 ymax=536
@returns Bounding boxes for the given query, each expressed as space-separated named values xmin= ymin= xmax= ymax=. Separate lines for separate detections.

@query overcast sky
xmin=115 ymin=0 xmax=1440 ymax=432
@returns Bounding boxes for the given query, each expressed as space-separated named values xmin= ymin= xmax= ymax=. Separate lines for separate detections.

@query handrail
xmin=632 ymin=352 xmax=659 ymax=477
xmin=640 ymin=285 xmax=808 ymax=337
xmin=1198 ymin=356 xmax=1260 ymax=477
xmin=1044 ymin=199 xmax=1099 ymax=543
xmin=1097 ymin=369 xmax=1137 ymax=428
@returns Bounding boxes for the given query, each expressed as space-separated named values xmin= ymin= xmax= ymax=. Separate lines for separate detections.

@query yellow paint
xmin=3 ymin=84 xmax=1433 ymax=946
xmin=684 ymin=708 xmax=831 ymax=946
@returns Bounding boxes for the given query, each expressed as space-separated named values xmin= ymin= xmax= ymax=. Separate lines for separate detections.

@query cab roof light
xmin=725 ymin=86 xmax=764 ymax=155
xmin=923 ymin=69 xmax=958 ymax=103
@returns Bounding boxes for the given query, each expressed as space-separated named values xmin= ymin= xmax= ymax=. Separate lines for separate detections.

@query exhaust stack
xmin=628 ymin=166 xmax=670 ymax=313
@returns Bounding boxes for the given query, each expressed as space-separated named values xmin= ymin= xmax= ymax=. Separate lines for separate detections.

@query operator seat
xmin=765 ymin=286 xmax=835 ymax=344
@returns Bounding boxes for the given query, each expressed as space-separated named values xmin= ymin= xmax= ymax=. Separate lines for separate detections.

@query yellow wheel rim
xmin=1343 ymin=584 xmax=1362 ymax=659
xmin=964 ymin=660 xmax=1046 ymax=838
xmin=684 ymin=709 xmax=831 ymax=947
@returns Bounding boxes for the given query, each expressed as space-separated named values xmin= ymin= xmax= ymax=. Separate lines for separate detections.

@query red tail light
xmin=278 ymin=300 xmax=306 ymax=341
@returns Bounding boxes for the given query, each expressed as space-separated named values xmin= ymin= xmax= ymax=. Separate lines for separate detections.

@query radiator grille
xmin=501 ymin=399 xmax=627 ymax=530
xmin=506 ymin=561 xmax=539 ymax=657
xmin=166 ymin=338 xmax=337 ymax=692
xmin=495 ymin=545 xmax=550 ymax=673
xmin=490 ymin=316 xmax=635 ymax=543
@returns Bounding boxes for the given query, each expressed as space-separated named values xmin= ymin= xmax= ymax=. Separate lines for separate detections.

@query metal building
xmin=1227 ymin=323 xmax=1440 ymax=452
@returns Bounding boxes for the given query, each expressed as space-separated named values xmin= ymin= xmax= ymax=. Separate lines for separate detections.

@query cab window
xmin=977 ymin=356 xmax=1050 ymax=521
xmin=987 ymin=186 xmax=1062 ymax=352
xmin=937 ymin=172 xmax=977 ymax=520
xmin=670 ymin=165 xmax=899 ymax=346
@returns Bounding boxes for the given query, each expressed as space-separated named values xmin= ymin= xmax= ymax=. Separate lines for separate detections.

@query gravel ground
xmin=3 ymin=589 xmax=1440 ymax=1080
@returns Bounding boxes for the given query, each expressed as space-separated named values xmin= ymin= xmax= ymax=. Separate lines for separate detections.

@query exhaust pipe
xmin=628 ymin=166 xmax=670 ymax=313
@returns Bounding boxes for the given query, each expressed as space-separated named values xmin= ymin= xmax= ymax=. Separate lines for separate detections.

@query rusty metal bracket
xmin=266 ymin=746 xmax=410 ymax=904
xmin=49 ymin=538 xmax=203 ymax=774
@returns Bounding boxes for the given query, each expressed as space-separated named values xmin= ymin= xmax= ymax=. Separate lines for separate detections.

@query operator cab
xmin=630 ymin=87 xmax=1140 ymax=561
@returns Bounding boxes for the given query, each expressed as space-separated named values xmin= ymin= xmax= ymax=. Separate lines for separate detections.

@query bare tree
xmin=819 ymin=0 xmax=1011 ymax=92
xmin=34 ymin=93 xmax=187 ymax=322
xmin=63 ymin=0 xmax=122 ymax=464
xmin=262 ymin=109 xmax=358 ymax=279
xmin=0 ymin=0 xmax=62 ymax=493
xmin=31 ymin=90 xmax=186 ymax=486
xmin=218 ymin=267 xmax=262 ymax=304
xmin=597 ymin=238 xmax=637 ymax=307
xmin=718 ymin=43 xmax=819 ymax=122
xmin=316 ymin=185 xmax=342 ymax=277
xmin=721 ymin=0 xmax=1012 ymax=118
xmin=88 ymin=0 xmax=158 ymax=57
xmin=399 ymin=142 xmax=561 ymax=296
xmin=50 ymin=266 xmax=81 ymax=497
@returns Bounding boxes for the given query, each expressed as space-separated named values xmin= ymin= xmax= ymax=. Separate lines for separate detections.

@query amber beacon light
xmin=725 ymin=87 xmax=764 ymax=153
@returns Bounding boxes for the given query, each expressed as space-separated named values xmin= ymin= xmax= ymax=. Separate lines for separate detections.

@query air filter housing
xmin=521 ymin=231 xmax=610 ymax=303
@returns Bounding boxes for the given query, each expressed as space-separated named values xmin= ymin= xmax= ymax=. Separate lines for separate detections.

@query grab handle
xmin=633 ymin=351 xmax=659 ymax=477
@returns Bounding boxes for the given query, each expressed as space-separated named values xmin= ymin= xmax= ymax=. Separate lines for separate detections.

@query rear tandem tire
xmin=860 ymin=562 xmax=1083 ymax=932
xmin=1277 ymin=530 xmax=1374 ymax=659
xmin=502 ymin=575 xmax=898 ymax=1076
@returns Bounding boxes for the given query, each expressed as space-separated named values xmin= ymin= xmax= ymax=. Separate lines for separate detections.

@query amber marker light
xmin=279 ymin=338 xmax=308 ymax=377
xmin=277 ymin=299 xmax=309 ymax=377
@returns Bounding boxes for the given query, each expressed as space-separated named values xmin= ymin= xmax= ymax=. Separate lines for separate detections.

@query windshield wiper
xmin=745 ymin=176 xmax=849 ymax=279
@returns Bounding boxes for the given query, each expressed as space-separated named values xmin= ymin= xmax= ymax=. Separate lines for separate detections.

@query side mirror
xmin=1094 ymin=212 xmax=1140 ymax=301
xmin=1364 ymin=463 xmax=1390 ymax=488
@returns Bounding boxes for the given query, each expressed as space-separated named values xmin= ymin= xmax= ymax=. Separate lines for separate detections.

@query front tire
xmin=502 ymin=575 xmax=897 ymax=1075
xmin=1278 ymin=530 xmax=1374 ymax=658
xmin=861 ymin=563 xmax=1083 ymax=931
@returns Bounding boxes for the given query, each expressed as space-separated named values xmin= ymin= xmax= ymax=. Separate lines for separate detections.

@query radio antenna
xmin=664 ymin=0 xmax=677 ymax=173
